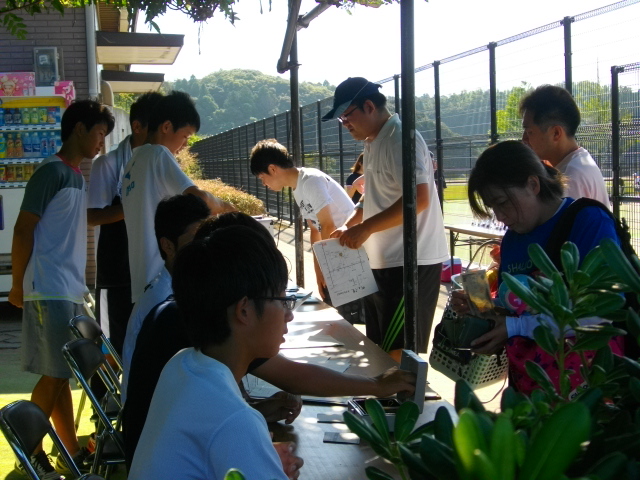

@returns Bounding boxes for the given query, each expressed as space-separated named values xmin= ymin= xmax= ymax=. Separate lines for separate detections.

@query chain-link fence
xmin=192 ymin=0 xmax=640 ymax=247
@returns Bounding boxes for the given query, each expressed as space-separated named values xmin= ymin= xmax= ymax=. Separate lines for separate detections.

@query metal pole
xmin=290 ymin=25 xmax=305 ymax=287
xmin=434 ymin=61 xmax=444 ymax=211
xmin=338 ymin=124 xmax=345 ymax=186
xmin=489 ymin=42 xmax=498 ymax=145
xmin=563 ymin=16 xmax=574 ymax=94
xmin=394 ymin=74 xmax=401 ymax=116
xmin=263 ymin=119 xmax=269 ymax=211
xmin=317 ymin=101 xmax=324 ymax=171
xmin=275 ymin=115 xmax=281 ymax=221
xmin=245 ymin=127 xmax=251 ymax=195
xmin=611 ymin=65 xmax=622 ymax=219
xmin=401 ymin=0 xmax=417 ymax=352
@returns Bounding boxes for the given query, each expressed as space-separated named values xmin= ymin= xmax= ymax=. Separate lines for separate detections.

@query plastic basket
xmin=429 ymin=326 xmax=508 ymax=388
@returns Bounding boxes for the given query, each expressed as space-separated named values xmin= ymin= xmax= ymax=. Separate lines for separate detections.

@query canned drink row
xmin=0 ymin=164 xmax=36 ymax=183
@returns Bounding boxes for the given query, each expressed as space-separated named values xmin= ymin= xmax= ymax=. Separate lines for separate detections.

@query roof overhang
xmin=101 ymin=70 xmax=164 ymax=93
xmin=96 ymin=31 xmax=184 ymax=65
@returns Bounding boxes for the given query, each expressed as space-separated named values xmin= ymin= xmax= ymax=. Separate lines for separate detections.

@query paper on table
xmin=312 ymin=238 xmax=378 ymax=307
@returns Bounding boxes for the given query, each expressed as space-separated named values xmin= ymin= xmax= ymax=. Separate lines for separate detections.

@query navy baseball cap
xmin=322 ymin=77 xmax=382 ymax=121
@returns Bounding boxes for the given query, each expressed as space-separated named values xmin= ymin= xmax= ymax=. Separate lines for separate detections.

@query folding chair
xmin=63 ymin=338 xmax=126 ymax=478
xmin=69 ymin=314 xmax=123 ymax=432
xmin=0 ymin=399 xmax=105 ymax=480
xmin=69 ymin=315 xmax=123 ymax=371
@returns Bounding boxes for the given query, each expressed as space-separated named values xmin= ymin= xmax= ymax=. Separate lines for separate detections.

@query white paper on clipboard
xmin=312 ymin=238 xmax=378 ymax=307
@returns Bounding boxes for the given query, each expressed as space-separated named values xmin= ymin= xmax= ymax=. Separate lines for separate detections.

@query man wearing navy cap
xmin=324 ymin=77 xmax=448 ymax=354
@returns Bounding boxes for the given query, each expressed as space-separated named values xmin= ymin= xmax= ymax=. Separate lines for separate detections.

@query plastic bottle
xmin=40 ymin=132 xmax=49 ymax=157
xmin=22 ymin=108 xmax=30 ymax=125
xmin=5 ymin=109 xmax=13 ymax=125
xmin=48 ymin=132 xmax=57 ymax=154
xmin=31 ymin=131 xmax=40 ymax=157
xmin=47 ymin=107 xmax=56 ymax=124
xmin=30 ymin=108 xmax=39 ymax=125
xmin=0 ymin=133 xmax=6 ymax=159
xmin=0 ymin=107 xmax=4 ymax=127
xmin=15 ymin=133 xmax=23 ymax=158
xmin=6 ymin=134 xmax=14 ymax=158
xmin=40 ymin=107 xmax=48 ymax=125
xmin=22 ymin=132 xmax=32 ymax=157
xmin=13 ymin=108 xmax=21 ymax=125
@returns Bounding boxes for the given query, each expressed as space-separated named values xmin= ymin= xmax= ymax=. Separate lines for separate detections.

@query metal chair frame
xmin=69 ymin=314 xmax=123 ymax=432
xmin=0 ymin=400 xmax=83 ymax=480
xmin=63 ymin=338 xmax=125 ymax=479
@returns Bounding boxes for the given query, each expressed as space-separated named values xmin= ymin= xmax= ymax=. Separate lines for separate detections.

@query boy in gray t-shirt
xmin=10 ymin=100 xmax=114 ymax=478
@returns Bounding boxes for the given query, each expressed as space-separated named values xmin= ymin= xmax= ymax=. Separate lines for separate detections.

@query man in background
xmin=520 ymin=84 xmax=610 ymax=207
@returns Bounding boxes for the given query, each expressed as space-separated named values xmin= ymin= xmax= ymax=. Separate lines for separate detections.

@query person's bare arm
xmin=183 ymin=185 xmax=237 ymax=215
xmin=336 ymin=183 xmax=429 ymax=249
xmin=9 ymin=211 xmax=40 ymax=308
xmin=87 ymin=205 xmax=124 ymax=226
xmin=252 ymin=354 xmax=416 ymax=398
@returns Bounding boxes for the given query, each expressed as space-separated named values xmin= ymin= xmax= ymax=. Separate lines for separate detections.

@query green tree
xmin=496 ymin=82 xmax=531 ymax=136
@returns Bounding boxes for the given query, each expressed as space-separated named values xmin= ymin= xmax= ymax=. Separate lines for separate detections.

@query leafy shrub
xmin=194 ymin=178 xmax=266 ymax=216
xmin=176 ymin=147 xmax=204 ymax=180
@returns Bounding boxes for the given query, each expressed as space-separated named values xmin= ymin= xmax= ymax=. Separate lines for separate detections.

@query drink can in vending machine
xmin=15 ymin=164 xmax=24 ymax=182
xmin=0 ymin=165 xmax=5 ymax=182
xmin=5 ymin=165 xmax=15 ymax=182
xmin=23 ymin=164 xmax=33 ymax=180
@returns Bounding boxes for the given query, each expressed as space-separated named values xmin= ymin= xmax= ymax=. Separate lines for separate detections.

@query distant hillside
xmin=165 ymin=69 xmax=335 ymax=136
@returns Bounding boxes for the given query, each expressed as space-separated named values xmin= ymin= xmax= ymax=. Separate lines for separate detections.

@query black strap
xmin=545 ymin=198 xmax=623 ymax=270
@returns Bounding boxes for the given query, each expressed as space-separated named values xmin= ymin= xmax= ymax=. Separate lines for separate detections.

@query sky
xmin=132 ymin=0 xmax=638 ymax=93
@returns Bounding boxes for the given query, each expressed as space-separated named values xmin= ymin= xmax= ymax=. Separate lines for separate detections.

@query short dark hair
xmin=195 ymin=212 xmax=276 ymax=246
xmin=154 ymin=194 xmax=210 ymax=260
xmin=468 ymin=140 xmax=566 ymax=219
xmin=129 ymin=91 xmax=164 ymax=129
xmin=352 ymin=91 xmax=387 ymax=111
xmin=250 ymin=139 xmax=292 ymax=175
xmin=60 ymin=99 xmax=115 ymax=142
xmin=147 ymin=90 xmax=200 ymax=134
xmin=519 ymin=85 xmax=581 ymax=137
xmin=172 ymin=225 xmax=288 ymax=349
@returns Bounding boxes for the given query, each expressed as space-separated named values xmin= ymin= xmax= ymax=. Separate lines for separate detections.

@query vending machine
xmin=0 ymin=92 xmax=67 ymax=299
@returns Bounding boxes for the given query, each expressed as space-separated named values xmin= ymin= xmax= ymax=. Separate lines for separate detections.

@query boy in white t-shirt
xmin=129 ymin=226 xmax=303 ymax=480
xmin=122 ymin=91 xmax=235 ymax=302
xmin=250 ymin=139 xmax=354 ymax=308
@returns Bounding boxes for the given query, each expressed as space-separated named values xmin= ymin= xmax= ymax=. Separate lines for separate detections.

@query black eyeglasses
xmin=338 ymin=106 xmax=359 ymax=124
xmin=258 ymin=295 xmax=297 ymax=310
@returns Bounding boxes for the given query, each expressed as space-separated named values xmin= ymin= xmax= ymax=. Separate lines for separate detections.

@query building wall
xmin=0 ymin=7 xmax=101 ymax=290
xmin=0 ymin=7 xmax=90 ymax=99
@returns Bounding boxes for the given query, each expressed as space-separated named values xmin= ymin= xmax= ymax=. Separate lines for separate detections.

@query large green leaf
xmin=571 ymin=325 xmax=627 ymax=352
xmin=560 ymin=242 xmax=580 ymax=283
xmin=519 ymin=402 xmax=590 ymax=480
xmin=364 ymin=466 xmax=396 ymax=480
xmin=453 ymin=409 xmax=488 ymax=474
xmin=586 ymin=452 xmax=628 ymax=480
xmin=600 ymin=238 xmax=640 ymax=291
xmin=500 ymin=387 xmax=528 ymax=412
xmin=433 ymin=406 xmax=455 ymax=447
xmin=525 ymin=361 xmax=561 ymax=399
xmin=580 ymin=246 xmax=605 ymax=278
xmin=454 ymin=380 xmax=485 ymax=413
xmin=490 ymin=415 xmax=516 ymax=480
xmin=365 ymin=398 xmax=390 ymax=445
xmin=343 ymin=411 xmax=387 ymax=451
xmin=224 ymin=469 xmax=246 ymax=480
xmin=417 ymin=435 xmax=457 ymax=479
xmin=550 ymin=271 xmax=570 ymax=309
xmin=533 ymin=325 xmax=558 ymax=356
xmin=473 ymin=449 xmax=498 ymax=480
xmin=398 ymin=444 xmax=433 ymax=479
xmin=394 ymin=401 xmax=419 ymax=442
xmin=528 ymin=243 xmax=559 ymax=279
xmin=502 ymin=272 xmax=552 ymax=316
